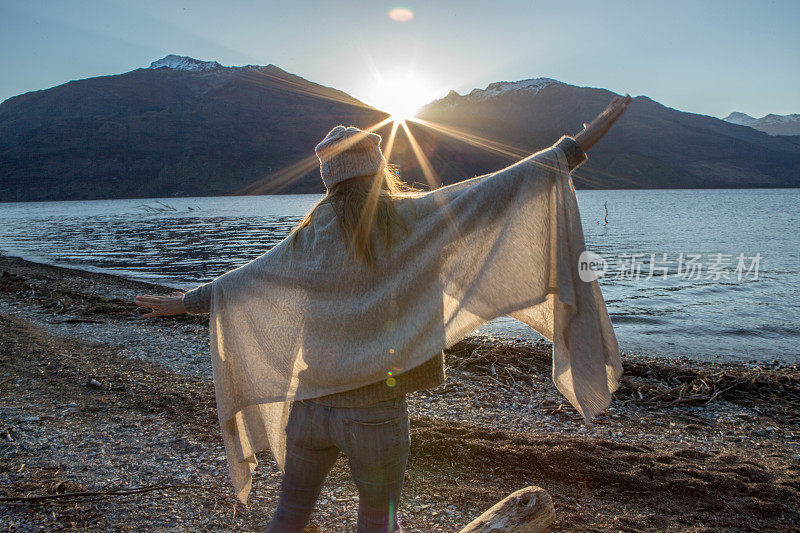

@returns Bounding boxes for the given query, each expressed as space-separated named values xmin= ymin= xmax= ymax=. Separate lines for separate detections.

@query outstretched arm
xmin=573 ymin=94 xmax=632 ymax=152
xmin=133 ymin=95 xmax=631 ymax=319
xmin=545 ymin=94 xmax=631 ymax=175
xmin=181 ymin=282 xmax=212 ymax=314
xmin=551 ymin=94 xmax=631 ymax=173
xmin=134 ymin=291 xmax=188 ymax=318
xmin=134 ymin=278 xmax=213 ymax=317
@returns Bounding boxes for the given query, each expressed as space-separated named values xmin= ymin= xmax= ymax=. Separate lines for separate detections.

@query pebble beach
xmin=0 ymin=251 xmax=798 ymax=531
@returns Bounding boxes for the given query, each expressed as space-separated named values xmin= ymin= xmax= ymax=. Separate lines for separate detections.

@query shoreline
xmin=0 ymin=248 xmax=202 ymax=291
xmin=1 ymin=251 xmax=798 ymax=531
xmin=1 ymin=249 xmax=792 ymax=365
xmin=1 ymin=187 xmax=800 ymax=207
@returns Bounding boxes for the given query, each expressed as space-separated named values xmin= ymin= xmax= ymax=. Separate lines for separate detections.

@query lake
xmin=0 ymin=189 xmax=798 ymax=363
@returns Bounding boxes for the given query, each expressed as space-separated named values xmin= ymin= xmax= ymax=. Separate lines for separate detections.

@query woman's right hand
xmin=134 ymin=291 xmax=187 ymax=318
xmin=574 ymin=94 xmax=632 ymax=152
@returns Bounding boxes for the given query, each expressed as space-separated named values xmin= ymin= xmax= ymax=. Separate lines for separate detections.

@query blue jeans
xmin=265 ymin=396 xmax=410 ymax=533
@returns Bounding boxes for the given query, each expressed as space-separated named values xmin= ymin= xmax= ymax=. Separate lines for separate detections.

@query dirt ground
xmin=0 ymin=253 xmax=798 ymax=531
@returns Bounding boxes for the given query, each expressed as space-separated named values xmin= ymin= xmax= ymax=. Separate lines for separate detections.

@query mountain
xmin=0 ymin=54 xmax=505 ymax=201
xmin=0 ymin=55 xmax=389 ymax=201
xmin=418 ymin=79 xmax=800 ymax=189
xmin=2 ymin=58 xmax=799 ymax=201
xmin=723 ymin=112 xmax=800 ymax=136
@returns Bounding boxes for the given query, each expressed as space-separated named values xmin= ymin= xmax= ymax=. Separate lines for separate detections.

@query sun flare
xmin=362 ymin=69 xmax=439 ymax=123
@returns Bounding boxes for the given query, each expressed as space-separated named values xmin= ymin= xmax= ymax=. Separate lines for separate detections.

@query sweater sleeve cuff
xmin=182 ymin=282 xmax=213 ymax=315
xmin=555 ymin=135 xmax=588 ymax=172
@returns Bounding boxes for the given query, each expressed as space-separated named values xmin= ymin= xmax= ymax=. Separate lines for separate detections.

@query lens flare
xmin=388 ymin=8 xmax=414 ymax=22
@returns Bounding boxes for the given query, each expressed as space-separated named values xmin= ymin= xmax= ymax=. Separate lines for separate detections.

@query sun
xmin=362 ymin=69 xmax=439 ymax=123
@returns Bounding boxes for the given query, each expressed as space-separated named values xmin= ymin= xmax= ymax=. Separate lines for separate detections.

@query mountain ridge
xmin=723 ymin=111 xmax=800 ymax=136
xmin=0 ymin=55 xmax=386 ymax=201
xmin=419 ymin=81 xmax=800 ymax=189
xmin=1 ymin=55 xmax=798 ymax=202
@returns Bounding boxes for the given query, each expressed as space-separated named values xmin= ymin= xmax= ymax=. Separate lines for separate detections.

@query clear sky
xmin=1 ymin=0 xmax=798 ymax=118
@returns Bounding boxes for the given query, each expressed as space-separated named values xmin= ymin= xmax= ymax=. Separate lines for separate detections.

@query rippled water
xmin=1 ymin=189 xmax=798 ymax=362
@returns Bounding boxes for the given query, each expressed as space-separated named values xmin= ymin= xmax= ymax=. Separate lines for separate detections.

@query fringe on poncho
xmin=202 ymin=143 xmax=622 ymax=503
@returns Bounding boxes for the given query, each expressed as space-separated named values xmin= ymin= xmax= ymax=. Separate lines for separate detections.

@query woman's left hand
xmin=134 ymin=291 xmax=187 ymax=318
xmin=574 ymin=94 xmax=632 ymax=152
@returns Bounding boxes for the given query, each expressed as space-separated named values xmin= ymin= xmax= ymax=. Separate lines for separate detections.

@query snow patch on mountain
xmin=466 ymin=78 xmax=561 ymax=99
xmin=147 ymin=55 xmax=288 ymax=77
xmin=425 ymin=78 xmax=562 ymax=111
xmin=723 ymin=112 xmax=756 ymax=126
xmin=148 ymin=55 xmax=223 ymax=72
xmin=723 ymin=112 xmax=800 ymax=136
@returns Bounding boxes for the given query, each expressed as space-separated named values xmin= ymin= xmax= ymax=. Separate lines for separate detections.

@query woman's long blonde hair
xmin=289 ymin=164 xmax=424 ymax=272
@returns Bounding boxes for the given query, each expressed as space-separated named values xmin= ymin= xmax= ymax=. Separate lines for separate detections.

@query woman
xmin=135 ymin=94 xmax=630 ymax=532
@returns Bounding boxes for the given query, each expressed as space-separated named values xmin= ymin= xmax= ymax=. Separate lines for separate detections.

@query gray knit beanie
xmin=315 ymin=125 xmax=387 ymax=189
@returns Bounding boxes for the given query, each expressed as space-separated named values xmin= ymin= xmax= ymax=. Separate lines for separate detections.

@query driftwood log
xmin=459 ymin=486 xmax=555 ymax=533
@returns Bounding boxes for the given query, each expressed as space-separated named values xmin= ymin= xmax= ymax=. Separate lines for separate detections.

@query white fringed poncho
xmin=203 ymin=143 xmax=622 ymax=504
